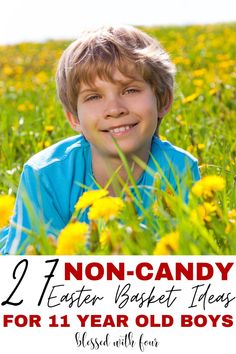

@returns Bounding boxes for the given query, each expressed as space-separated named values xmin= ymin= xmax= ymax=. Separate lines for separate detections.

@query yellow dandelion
xmin=88 ymin=197 xmax=124 ymax=221
xmin=192 ymin=68 xmax=206 ymax=77
xmin=17 ymin=104 xmax=26 ymax=112
xmin=37 ymin=142 xmax=43 ymax=149
xmin=173 ymin=57 xmax=184 ymax=65
xmin=3 ymin=65 xmax=13 ymax=76
xmin=217 ymin=54 xmax=229 ymax=61
xmin=182 ymin=92 xmax=200 ymax=104
xmin=192 ymin=175 xmax=225 ymax=199
xmin=0 ymin=195 xmax=15 ymax=228
xmin=187 ymin=145 xmax=194 ymax=153
xmin=198 ymin=202 xmax=218 ymax=223
xmin=56 ymin=222 xmax=88 ymax=255
xmin=35 ymin=71 xmax=48 ymax=84
xmin=15 ymin=66 xmax=23 ymax=75
xmin=153 ymin=231 xmax=179 ymax=255
xmin=45 ymin=125 xmax=54 ymax=133
xmin=43 ymin=141 xmax=51 ymax=148
xmin=159 ymin=135 xmax=167 ymax=141
xmin=175 ymin=115 xmax=186 ymax=126
xmin=219 ymin=60 xmax=234 ymax=69
xmin=173 ymin=56 xmax=190 ymax=66
xmin=193 ymin=79 xmax=204 ymax=87
xmin=209 ymin=88 xmax=218 ymax=96
xmin=17 ymin=102 xmax=33 ymax=112
xmin=75 ymin=189 xmax=109 ymax=211
xmin=197 ymin=143 xmax=205 ymax=150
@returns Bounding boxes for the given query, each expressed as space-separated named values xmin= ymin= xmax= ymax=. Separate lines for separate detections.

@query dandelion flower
xmin=45 ymin=125 xmax=54 ymax=133
xmin=43 ymin=141 xmax=51 ymax=148
xmin=192 ymin=175 xmax=225 ymax=199
xmin=3 ymin=65 xmax=13 ymax=76
xmin=187 ymin=145 xmax=194 ymax=153
xmin=88 ymin=197 xmax=124 ymax=222
xmin=17 ymin=104 xmax=26 ymax=112
xmin=193 ymin=79 xmax=204 ymax=87
xmin=153 ymin=231 xmax=179 ymax=255
xmin=209 ymin=88 xmax=218 ymax=96
xmin=197 ymin=143 xmax=205 ymax=150
xmin=0 ymin=195 xmax=15 ymax=228
xmin=182 ymin=92 xmax=200 ymax=104
xmin=192 ymin=68 xmax=206 ymax=77
xmin=35 ymin=71 xmax=48 ymax=84
xmin=198 ymin=202 xmax=218 ymax=223
xmin=56 ymin=222 xmax=88 ymax=255
xmin=75 ymin=189 xmax=108 ymax=211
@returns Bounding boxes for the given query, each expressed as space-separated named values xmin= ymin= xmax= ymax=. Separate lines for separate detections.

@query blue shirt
xmin=2 ymin=135 xmax=200 ymax=254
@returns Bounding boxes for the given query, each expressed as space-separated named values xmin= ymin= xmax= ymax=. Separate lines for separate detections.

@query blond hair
xmin=56 ymin=25 xmax=176 ymax=118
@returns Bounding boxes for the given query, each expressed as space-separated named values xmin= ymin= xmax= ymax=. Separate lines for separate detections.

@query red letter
xmin=65 ymin=263 xmax=82 ymax=280
xmin=222 ymin=315 xmax=233 ymax=327
xmin=155 ymin=263 xmax=173 ymax=280
xmin=216 ymin=262 xmax=234 ymax=280
xmin=3 ymin=315 xmax=14 ymax=327
xmin=107 ymin=263 xmax=125 ymax=280
xmin=181 ymin=315 xmax=193 ymax=327
xmin=197 ymin=263 xmax=213 ymax=280
xmin=136 ymin=263 xmax=153 ymax=280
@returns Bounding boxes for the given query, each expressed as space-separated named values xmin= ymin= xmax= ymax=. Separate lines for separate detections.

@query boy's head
xmin=56 ymin=25 xmax=175 ymax=125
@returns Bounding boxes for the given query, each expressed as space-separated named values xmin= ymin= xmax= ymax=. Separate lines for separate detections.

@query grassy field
xmin=0 ymin=23 xmax=236 ymax=254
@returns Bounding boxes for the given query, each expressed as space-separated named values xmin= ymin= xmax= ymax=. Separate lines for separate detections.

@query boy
xmin=2 ymin=25 xmax=200 ymax=254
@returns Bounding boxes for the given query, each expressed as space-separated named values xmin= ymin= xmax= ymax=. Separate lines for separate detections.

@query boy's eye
xmin=85 ymin=95 xmax=100 ymax=102
xmin=124 ymin=88 xmax=139 ymax=95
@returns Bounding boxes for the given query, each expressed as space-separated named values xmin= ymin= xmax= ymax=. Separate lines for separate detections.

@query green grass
xmin=1 ymin=23 xmax=236 ymax=254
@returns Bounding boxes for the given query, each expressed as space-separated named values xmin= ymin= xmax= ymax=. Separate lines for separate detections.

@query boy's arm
xmin=2 ymin=164 xmax=67 ymax=254
xmin=191 ymin=160 xmax=201 ymax=182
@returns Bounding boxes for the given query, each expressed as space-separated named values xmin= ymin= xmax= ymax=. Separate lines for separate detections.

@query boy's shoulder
xmin=152 ymin=136 xmax=198 ymax=165
xmin=26 ymin=135 xmax=90 ymax=170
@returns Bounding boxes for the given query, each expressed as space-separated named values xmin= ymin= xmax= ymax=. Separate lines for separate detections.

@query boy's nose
xmin=104 ymin=97 xmax=129 ymax=119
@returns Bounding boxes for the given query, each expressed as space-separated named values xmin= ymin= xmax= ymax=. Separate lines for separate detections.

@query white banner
xmin=0 ymin=256 xmax=236 ymax=353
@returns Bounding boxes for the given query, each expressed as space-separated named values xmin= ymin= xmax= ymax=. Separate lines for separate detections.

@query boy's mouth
xmin=102 ymin=123 xmax=138 ymax=134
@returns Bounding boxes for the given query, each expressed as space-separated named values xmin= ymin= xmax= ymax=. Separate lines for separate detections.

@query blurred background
xmin=0 ymin=0 xmax=235 ymax=44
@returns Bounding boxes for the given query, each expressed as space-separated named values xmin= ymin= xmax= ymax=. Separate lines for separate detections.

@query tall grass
xmin=0 ymin=23 xmax=236 ymax=254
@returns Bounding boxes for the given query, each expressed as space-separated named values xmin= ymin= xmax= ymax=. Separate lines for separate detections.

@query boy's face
xmin=67 ymin=69 xmax=163 ymax=161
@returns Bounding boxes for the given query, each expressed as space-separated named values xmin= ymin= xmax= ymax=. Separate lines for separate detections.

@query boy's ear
xmin=65 ymin=111 xmax=81 ymax=132
xmin=158 ymin=93 xmax=173 ymax=118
